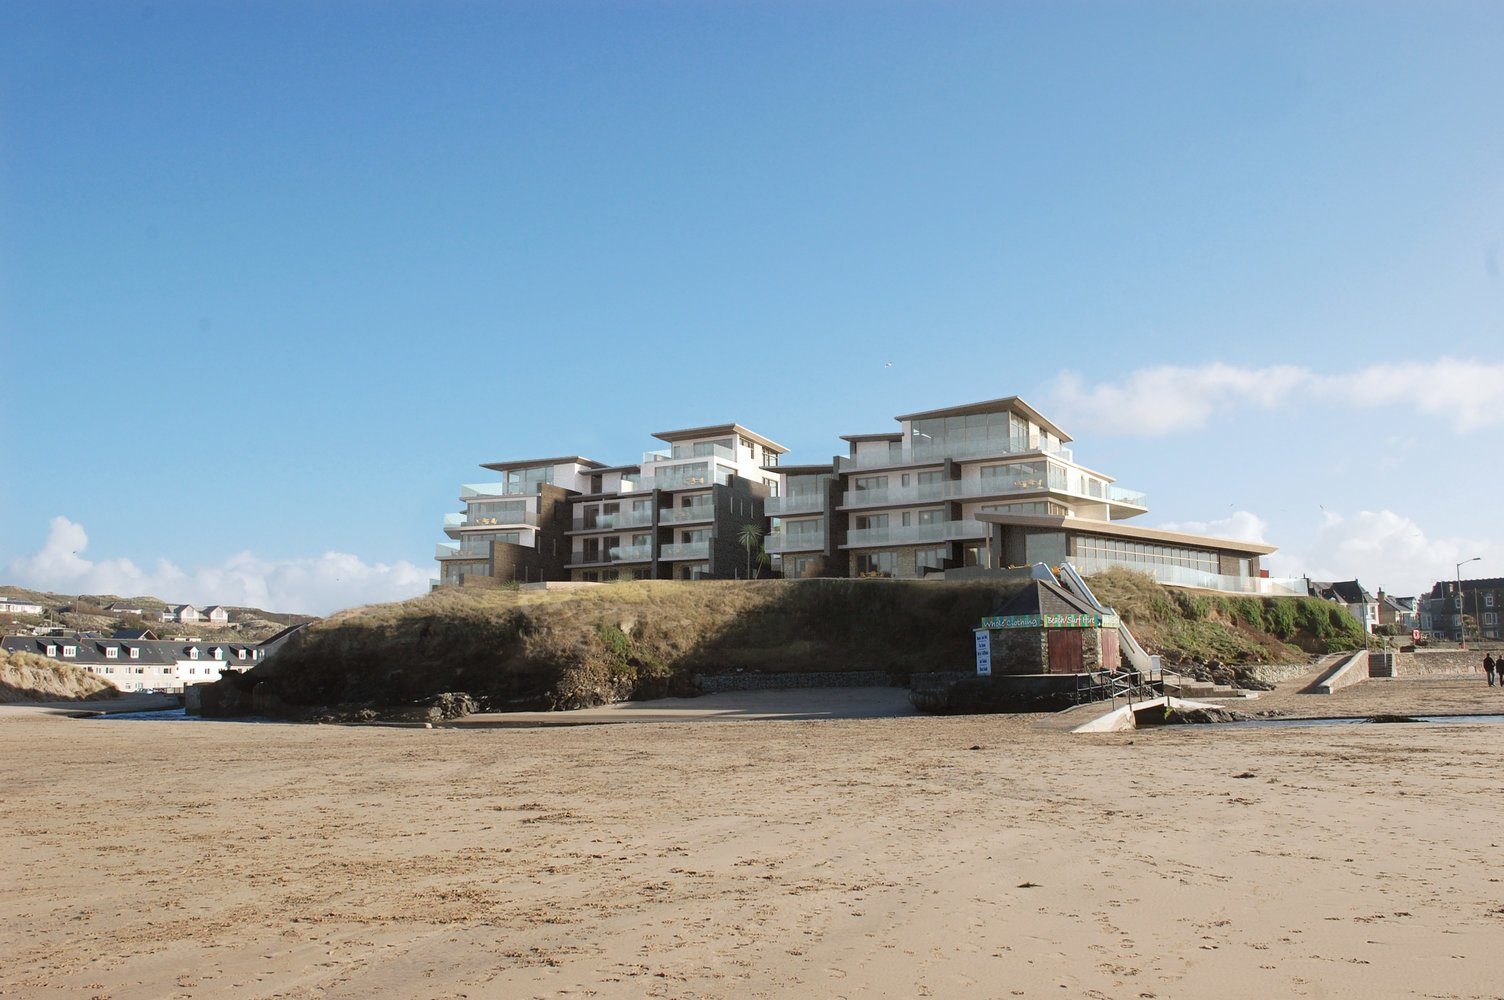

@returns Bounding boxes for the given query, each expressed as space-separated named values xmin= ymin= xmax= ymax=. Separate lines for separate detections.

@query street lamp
xmin=1456 ymin=557 xmax=1481 ymax=648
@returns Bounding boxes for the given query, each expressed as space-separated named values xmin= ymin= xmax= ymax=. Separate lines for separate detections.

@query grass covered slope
xmin=1088 ymin=567 xmax=1367 ymax=664
xmin=211 ymin=574 xmax=1365 ymax=715
xmin=0 ymin=648 xmax=120 ymax=703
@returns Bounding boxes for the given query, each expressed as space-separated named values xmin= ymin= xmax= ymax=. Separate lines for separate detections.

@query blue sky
xmin=3 ymin=2 xmax=1502 ymax=612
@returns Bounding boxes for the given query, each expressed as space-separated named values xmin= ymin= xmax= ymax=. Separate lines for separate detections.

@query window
xmin=1487 ymin=594 xmax=1496 ymax=608
xmin=785 ymin=555 xmax=819 ymax=579
xmin=854 ymin=513 xmax=889 ymax=531
xmin=915 ymin=547 xmax=946 ymax=573
xmin=1483 ymin=612 xmax=1498 ymax=626
xmin=764 ymin=477 xmax=779 ymax=495
xmin=189 ymin=648 xmax=200 ymax=660
xmin=854 ymin=476 xmax=888 ymax=492
xmin=916 ymin=509 xmax=944 ymax=525
xmin=62 ymin=645 xmax=76 ymax=658
xmin=44 ymin=644 xmax=57 ymax=657
xmin=213 ymin=648 xmax=225 ymax=660
xmin=105 ymin=647 xmax=119 ymax=659
xmin=854 ymin=551 xmax=897 ymax=578
xmin=129 ymin=647 xmax=140 ymax=660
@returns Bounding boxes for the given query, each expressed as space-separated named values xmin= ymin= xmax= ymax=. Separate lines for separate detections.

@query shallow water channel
xmin=1220 ymin=713 xmax=1504 ymax=730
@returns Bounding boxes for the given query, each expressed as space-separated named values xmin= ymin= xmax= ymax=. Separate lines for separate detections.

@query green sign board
xmin=979 ymin=611 xmax=1119 ymax=630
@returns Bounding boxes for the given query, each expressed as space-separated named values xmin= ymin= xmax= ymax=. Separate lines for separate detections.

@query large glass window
xmin=979 ymin=461 xmax=1055 ymax=491
xmin=460 ymin=532 xmax=521 ymax=555
xmin=854 ymin=475 xmax=888 ymax=492
xmin=980 ymin=501 xmax=1068 ymax=517
xmin=466 ymin=499 xmax=529 ymax=525
xmin=503 ymin=466 xmax=552 ymax=494
xmin=1024 ymin=532 xmax=1068 ymax=566
xmin=909 ymin=411 xmax=1031 ymax=452
xmin=854 ymin=513 xmax=889 ymax=531
xmin=1074 ymin=535 xmax=1219 ymax=575
xmin=654 ymin=462 xmax=713 ymax=489
xmin=915 ymin=547 xmax=946 ymax=573
xmin=855 ymin=551 xmax=897 ymax=577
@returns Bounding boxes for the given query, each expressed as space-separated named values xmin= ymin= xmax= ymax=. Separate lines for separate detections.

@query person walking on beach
xmin=1486 ymin=653 xmax=1497 ymax=687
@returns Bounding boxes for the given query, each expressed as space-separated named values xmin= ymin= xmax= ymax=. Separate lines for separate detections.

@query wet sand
xmin=3 ymin=680 xmax=1504 ymax=999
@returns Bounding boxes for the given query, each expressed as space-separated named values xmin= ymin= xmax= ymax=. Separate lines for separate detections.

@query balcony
xmin=573 ymin=508 xmax=655 ymax=531
xmin=1072 ymin=556 xmax=1307 ymax=597
xmin=766 ymin=528 xmax=825 ymax=554
xmin=448 ymin=510 xmax=539 ymax=531
xmin=1108 ymin=486 xmax=1149 ymax=508
xmin=642 ymin=449 xmax=672 ymax=464
xmin=836 ymin=435 xmax=1072 ymax=472
xmin=766 ymin=492 xmax=826 ymax=515
xmin=569 ymin=544 xmax=654 ymax=566
xmin=843 ymin=519 xmax=987 ymax=549
xmin=460 ymin=482 xmax=546 ymax=500
xmin=660 ymin=541 xmax=710 ymax=561
xmin=435 ymin=543 xmax=461 ymax=559
xmin=661 ymin=502 xmax=715 ymax=524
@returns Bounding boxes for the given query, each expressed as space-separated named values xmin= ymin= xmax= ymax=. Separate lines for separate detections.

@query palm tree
xmin=738 ymin=523 xmax=765 ymax=580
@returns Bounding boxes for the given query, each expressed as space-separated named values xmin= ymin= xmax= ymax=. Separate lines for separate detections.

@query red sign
xmin=1412 ymin=629 xmax=1422 ymax=641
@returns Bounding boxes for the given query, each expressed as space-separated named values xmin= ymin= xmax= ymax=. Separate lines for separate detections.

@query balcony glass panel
xmin=661 ymin=541 xmax=711 ymax=560
xmin=843 ymin=519 xmax=987 ymax=548
xmin=766 ymin=527 xmax=825 ymax=553
xmin=765 ymin=492 xmax=826 ymax=515
xmin=661 ymin=501 xmax=715 ymax=524
xmin=1073 ymin=556 xmax=1308 ymax=597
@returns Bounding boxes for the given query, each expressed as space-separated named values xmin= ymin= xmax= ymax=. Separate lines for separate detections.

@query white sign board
xmin=974 ymin=629 xmax=992 ymax=677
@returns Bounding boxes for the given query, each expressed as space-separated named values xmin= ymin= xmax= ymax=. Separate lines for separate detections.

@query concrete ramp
xmin=1069 ymin=695 xmax=1229 ymax=733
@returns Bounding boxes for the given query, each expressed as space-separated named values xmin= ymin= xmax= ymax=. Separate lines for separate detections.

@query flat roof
xmin=839 ymin=432 xmax=903 ymax=443
xmin=893 ymin=396 xmax=1072 ymax=442
xmin=480 ymin=456 xmax=607 ymax=472
xmin=652 ymin=423 xmax=788 ymax=454
xmin=582 ymin=463 xmax=642 ymax=475
xmin=974 ymin=513 xmax=1278 ymax=555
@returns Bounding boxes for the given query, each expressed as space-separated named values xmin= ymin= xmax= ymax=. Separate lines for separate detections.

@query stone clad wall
xmin=1383 ymin=649 xmax=1489 ymax=678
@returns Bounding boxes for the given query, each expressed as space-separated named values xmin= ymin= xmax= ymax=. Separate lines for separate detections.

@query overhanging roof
xmin=652 ymin=423 xmax=788 ymax=454
xmin=762 ymin=463 xmax=834 ymax=474
xmin=480 ymin=456 xmax=607 ymax=472
xmin=839 ymin=432 xmax=903 ymax=443
xmin=975 ymin=512 xmax=1278 ymax=556
xmin=894 ymin=396 xmax=1072 ymax=443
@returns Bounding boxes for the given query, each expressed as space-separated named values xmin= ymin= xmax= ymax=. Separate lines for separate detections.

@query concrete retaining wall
xmin=1309 ymin=651 xmax=1369 ymax=694
xmin=1379 ymin=649 xmax=1487 ymax=678
xmin=697 ymin=670 xmax=893 ymax=693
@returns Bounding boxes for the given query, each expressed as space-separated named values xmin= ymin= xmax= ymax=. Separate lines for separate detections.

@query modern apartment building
xmin=437 ymin=396 xmax=1296 ymax=596
xmin=765 ymin=396 xmax=1300 ymax=596
xmin=437 ymin=424 xmax=785 ymax=586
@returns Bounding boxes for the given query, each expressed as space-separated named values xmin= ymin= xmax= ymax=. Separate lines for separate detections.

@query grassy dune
xmin=0 ymin=648 xmax=120 ymax=703
xmin=208 ymin=574 xmax=1365 ymax=714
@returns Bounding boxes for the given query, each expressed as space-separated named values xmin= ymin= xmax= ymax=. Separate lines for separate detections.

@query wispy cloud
xmin=6 ymin=517 xmax=430 ymax=616
xmin=1049 ymin=358 xmax=1504 ymax=436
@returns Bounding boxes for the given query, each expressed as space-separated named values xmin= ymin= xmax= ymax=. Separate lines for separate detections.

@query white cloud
xmin=1265 ymin=508 xmax=1503 ymax=597
xmin=6 ymin=517 xmax=430 ymax=616
xmin=1158 ymin=510 xmax=1271 ymax=545
xmin=1048 ymin=358 xmax=1504 ymax=436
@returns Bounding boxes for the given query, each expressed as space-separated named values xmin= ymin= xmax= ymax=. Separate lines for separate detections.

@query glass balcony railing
xmin=837 ymin=435 xmax=1072 ymax=471
xmin=459 ymin=482 xmax=547 ymax=499
xmin=765 ymin=492 xmax=826 ymax=515
xmin=766 ymin=529 xmax=825 ymax=554
xmin=670 ymin=442 xmax=737 ymax=463
xmin=660 ymin=541 xmax=710 ymax=560
xmin=569 ymin=544 xmax=654 ymax=566
xmin=661 ymin=502 xmax=715 ymax=524
xmin=443 ymin=513 xmax=465 ymax=528
xmin=436 ymin=543 xmax=461 ymax=559
xmin=452 ymin=510 xmax=538 ymax=530
xmin=1108 ymin=487 xmax=1149 ymax=507
xmin=1072 ymin=556 xmax=1307 ymax=597
xmin=843 ymin=519 xmax=987 ymax=548
xmin=573 ymin=508 xmax=655 ymax=531
xmin=642 ymin=449 xmax=672 ymax=464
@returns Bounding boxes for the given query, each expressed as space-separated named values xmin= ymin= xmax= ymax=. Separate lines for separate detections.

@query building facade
xmin=1421 ymin=578 xmax=1504 ymax=641
xmin=436 ymin=397 xmax=1294 ymax=596
xmin=765 ymin=396 xmax=1294 ymax=595
xmin=436 ymin=425 xmax=785 ymax=586
xmin=2 ymin=634 xmax=268 ymax=693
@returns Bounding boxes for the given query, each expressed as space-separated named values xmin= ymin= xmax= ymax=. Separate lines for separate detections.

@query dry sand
xmin=4 ymin=676 xmax=1504 ymax=999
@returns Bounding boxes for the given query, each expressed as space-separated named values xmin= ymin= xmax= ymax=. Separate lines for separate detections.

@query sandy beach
xmin=4 ymin=676 xmax=1504 ymax=999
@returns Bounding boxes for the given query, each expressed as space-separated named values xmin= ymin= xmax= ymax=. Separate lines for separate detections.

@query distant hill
xmin=0 ymin=586 xmax=318 ymax=642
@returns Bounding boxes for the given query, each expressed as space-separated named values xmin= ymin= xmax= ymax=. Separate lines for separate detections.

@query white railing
xmin=767 ymin=529 xmax=825 ymax=554
xmin=843 ymin=519 xmax=987 ymax=548
xmin=1072 ymin=556 xmax=1309 ymax=597
xmin=660 ymin=541 xmax=710 ymax=560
